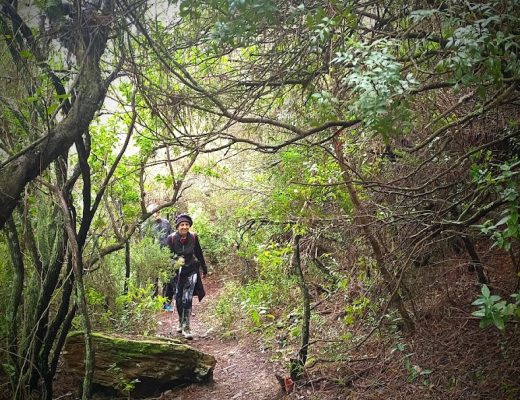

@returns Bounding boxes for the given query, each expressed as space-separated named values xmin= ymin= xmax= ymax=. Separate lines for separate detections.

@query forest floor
xmin=51 ymin=245 xmax=520 ymax=400
xmin=150 ymin=246 xmax=520 ymax=400
xmin=153 ymin=276 xmax=285 ymax=400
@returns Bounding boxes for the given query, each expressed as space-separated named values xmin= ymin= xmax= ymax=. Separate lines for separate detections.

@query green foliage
xmin=438 ymin=2 xmax=520 ymax=85
xmin=342 ymin=296 xmax=370 ymax=326
xmin=87 ymin=287 xmax=106 ymax=306
xmin=334 ymin=39 xmax=416 ymax=137
xmin=255 ymin=242 xmax=291 ymax=279
xmin=403 ymin=357 xmax=433 ymax=384
xmin=238 ymin=280 xmax=280 ymax=328
xmin=85 ymin=236 xmax=170 ymax=332
xmin=212 ymin=275 xmax=297 ymax=332
xmin=473 ymin=157 xmax=520 ymax=250
xmin=229 ymin=239 xmax=295 ymax=329
xmin=131 ymin=237 xmax=172 ymax=286
xmin=89 ymin=120 xmax=118 ymax=170
xmin=32 ymin=193 xmax=63 ymax=267
xmin=0 ymin=237 xmax=11 ymax=338
xmin=407 ymin=1 xmax=520 ymax=87
xmin=209 ymin=228 xmax=303 ymax=338
xmin=265 ymin=148 xmax=350 ymax=220
xmin=471 ymin=284 xmax=520 ymax=331
xmin=114 ymin=284 xmax=164 ymax=335
xmin=189 ymin=209 xmax=234 ymax=265
xmin=192 ymin=164 xmax=226 ymax=179
xmin=4 ymin=1 xmax=520 ymax=396
xmin=89 ymin=114 xmax=142 ymax=221
xmin=85 ymin=287 xmax=115 ymax=330
xmin=392 ymin=343 xmax=433 ymax=384
xmin=308 ymin=11 xmax=345 ymax=46
xmin=166 ymin=0 xmax=282 ymax=48
xmin=212 ymin=282 xmax=239 ymax=327
xmin=307 ymin=90 xmax=339 ymax=123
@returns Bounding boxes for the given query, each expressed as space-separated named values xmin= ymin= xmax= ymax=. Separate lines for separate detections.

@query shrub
xmin=472 ymin=284 xmax=520 ymax=331
xmin=114 ymin=284 xmax=165 ymax=335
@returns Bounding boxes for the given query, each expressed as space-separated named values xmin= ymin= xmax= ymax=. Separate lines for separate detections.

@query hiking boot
xmin=182 ymin=325 xmax=193 ymax=340
xmin=176 ymin=320 xmax=182 ymax=333
xmin=182 ymin=309 xmax=193 ymax=340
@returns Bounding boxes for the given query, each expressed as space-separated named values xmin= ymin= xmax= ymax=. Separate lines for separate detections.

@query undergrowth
xmin=212 ymin=277 xmax=299 ymax=336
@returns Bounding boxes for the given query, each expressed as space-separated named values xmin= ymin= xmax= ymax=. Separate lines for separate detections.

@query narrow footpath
xmin=155 ymin=276 xmax=284 ymax=400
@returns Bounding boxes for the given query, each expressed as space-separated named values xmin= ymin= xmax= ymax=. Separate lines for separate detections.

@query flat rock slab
xmin=63 ymin=332 xmax=216 ymax=398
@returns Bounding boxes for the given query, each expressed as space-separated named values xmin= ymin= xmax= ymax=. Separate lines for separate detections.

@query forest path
xmin=155 ymin=275 xmax=284 ymax=400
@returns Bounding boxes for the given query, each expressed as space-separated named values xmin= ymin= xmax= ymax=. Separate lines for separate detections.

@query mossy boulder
xmin=63 ymin=332 xmax=216 ymax=397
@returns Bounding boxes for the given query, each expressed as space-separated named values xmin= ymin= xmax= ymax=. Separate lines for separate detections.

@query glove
xmin=174 ymin=256 xmax=185 ymax=268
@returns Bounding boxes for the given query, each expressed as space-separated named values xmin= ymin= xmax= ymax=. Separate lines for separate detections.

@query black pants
xmin=163 ymin=280 xmax=175 ymax=303
xmin=175 ymin=273 xmax=197 ymax=321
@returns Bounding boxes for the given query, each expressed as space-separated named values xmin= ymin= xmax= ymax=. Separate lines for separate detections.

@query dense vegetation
xmin=1 ymin=0 xmax=519 ymax=398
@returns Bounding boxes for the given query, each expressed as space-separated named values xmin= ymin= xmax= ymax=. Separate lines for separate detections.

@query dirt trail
xmin=155 ymin=276 xmax=284 ymax=400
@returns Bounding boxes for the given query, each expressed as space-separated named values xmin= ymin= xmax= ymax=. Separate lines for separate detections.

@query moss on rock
xmin=63 ymin=332 xmax=216 ymax=397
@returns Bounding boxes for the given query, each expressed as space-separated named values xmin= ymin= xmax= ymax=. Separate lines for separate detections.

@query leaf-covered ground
xmin=154 ymin=276 xmax=283 ymax=400
xmin=51 ymin=247 xmax=520 ymax=400
xmin=152 ymin=247 xmax=520 ymax=400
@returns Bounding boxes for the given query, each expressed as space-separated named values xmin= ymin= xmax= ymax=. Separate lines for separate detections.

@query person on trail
xmin=152 ymin=211 xmax=171 ymax=248
xmin=166 ymin=213 xmax=207 ymax=339
xmin=143 ymin=208 xmax=172 ymax=300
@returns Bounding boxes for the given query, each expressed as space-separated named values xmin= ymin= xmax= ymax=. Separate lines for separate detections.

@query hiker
xmin=152 ymin=211 xmax=176 ymax=308
xmin=143 ymin=208 xmax=172 ymax=299
xmin=166 ymin=213 xmax=207 ymax=339
xmin=152 ymin=210 xmax=171 ymax=248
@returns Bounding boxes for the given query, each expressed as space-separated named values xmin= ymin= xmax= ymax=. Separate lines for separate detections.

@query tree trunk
xmin=124 ymin=240 xmax=131 ymax=295
xmin=57 ymin=191 xmax=94 ymax=400
xmin=42 ymin=260 xmax=75 ymax=400
xmin=5 ymin=217 xmax=24 ymax=400
xmin=290 ymin=234 xmax=311 ymax=380
xmin=0 ymin=6 xmax=111 ymax=230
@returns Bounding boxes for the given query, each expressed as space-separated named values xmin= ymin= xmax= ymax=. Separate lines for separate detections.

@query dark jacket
xmin=153 ymin=218 xmax=171 ymax=247
xmin=166 ymin=232 xmax=207 ymax=301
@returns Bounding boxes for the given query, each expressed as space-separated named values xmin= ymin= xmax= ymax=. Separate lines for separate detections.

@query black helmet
xmin=175 ymin=213 xmax=193 ymax=228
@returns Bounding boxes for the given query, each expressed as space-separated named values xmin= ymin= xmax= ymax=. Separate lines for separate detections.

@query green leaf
xmin=47 ymin=103 xmax=58 ymax=116
xmin=495 ymin=215 xmax=510 ymax=226
xmin=19 ymin=49 xmax=32 ymax=59
xmin=493 ymin=316 xmax=505 ymax=330
xmin=471 ymin=309 xmax=486 ymax=317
